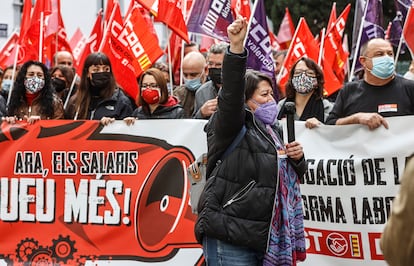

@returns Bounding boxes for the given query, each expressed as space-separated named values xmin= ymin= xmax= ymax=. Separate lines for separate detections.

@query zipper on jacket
xmin=90 ymin=109 xmax=96 ymax=120
xmin=247 ymin=109 xmax=281 ymax=252
xmin=222 ymin=180 xmax=256 ymax=208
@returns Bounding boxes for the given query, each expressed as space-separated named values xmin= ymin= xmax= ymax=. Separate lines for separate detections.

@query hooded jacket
xmin=194 ymin=49 xmax=306 ymax=252
xmin=132 ymin=96 xmax=185 ymax=119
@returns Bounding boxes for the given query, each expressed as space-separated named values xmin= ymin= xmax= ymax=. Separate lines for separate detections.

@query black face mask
xmin=90 ymin=72 xmax=111 ymax=92
xmin=208 ymin=68 xmax=222 ymax=86
xmin=51 ymin=78 xmax=66 ymax=92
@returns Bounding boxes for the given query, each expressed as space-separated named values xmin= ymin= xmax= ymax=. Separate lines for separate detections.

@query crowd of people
xmin=1 ymin=16 xmax=414 ymax=265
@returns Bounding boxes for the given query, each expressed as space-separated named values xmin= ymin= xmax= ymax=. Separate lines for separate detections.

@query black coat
xmin=132 ymin=96 xmax=185 ymax=119
xmin=195 ymin=49 xmax=307 ymax=252
xmin=0 ymin=94 xmax=6 ymax=117
xmin=65 ymin=88 xmax=133 ymax=120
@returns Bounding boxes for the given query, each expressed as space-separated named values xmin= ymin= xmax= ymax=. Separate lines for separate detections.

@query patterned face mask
xmin=291 ymin=73 xmax=317 ymax=94
xmin=24 ymin=76 xmax=45 ymax=94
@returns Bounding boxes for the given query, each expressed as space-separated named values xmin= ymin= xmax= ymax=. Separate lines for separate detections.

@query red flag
xmin=231 ymin=0 xmax=251 ymax=19
xmin=44 ymin=0 xmax=60 ymax=37
xmin=3 ymin=0 xmax=32 ymax=67
xmin=20 ymin=0 xmax=53 ymax=63
xmin=69 ymin=28 xmax=87 ymax=64
xmin=322 ymin=4 xmax=351 ymax=95
xmin=166 ymin=32 xmax=183 ymax=84
xmin=385 ymin=21 xmax=392 ymax=40
xmin=0 ymin=32 xmax=19 ymax=68
xmin=101 ymin=2 xmax=139 ymax=99
xmin=75 ymin=10 xmax=103 ymax=75
xmin=102 ymin=1 xmax=164 ymax=99
xmin=137 ymin=0 xmax=190 ymax=43
xmin=103 ymin=0 xmax=115 ymax=28
xmin=199 ymin=35 xmax=217 ymax=54
xmin=278 ymin=18 xmax=319 ymax=93
xmin=269 ymin=31 xmax=280 ymax=51
xmin=277 ymin=7 xmax=295 ymax=50
xmin=44 ymin=0 xmax=72 ymax=66
xmin=403 ymin=3 xmax=414 ymax=54
xmin=19 ymin=0 xmax=32 ymax=43
xmin=327 ymin=2 xmax=337 ymax=32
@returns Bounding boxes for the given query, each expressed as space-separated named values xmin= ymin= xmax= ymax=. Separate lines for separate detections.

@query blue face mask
xmin=1 ymin=79 xmax=13 ymax=93
xmin=184 ymin=77 xmax=202 ymax=92
xmin=252 ymin=100 xmax=278 ymax=125
xmin=369 ymin=55 xmax=395 ymax=79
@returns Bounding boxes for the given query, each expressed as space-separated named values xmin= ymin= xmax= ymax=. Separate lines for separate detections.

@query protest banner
xmin=1 ymin=116 xmax=413 ymax=265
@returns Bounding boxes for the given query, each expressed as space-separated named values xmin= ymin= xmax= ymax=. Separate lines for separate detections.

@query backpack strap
xmin=221 ymin=125 xmax=247 ymax=160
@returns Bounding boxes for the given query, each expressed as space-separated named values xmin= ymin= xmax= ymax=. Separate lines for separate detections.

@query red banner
xmin=0 ymin=120 xmax=200 ymax=264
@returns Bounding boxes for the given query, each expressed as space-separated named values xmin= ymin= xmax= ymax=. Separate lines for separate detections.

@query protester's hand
xmin=200 ymin=98 xmax=218 ymax=118
xmin=2 ymin=116 xmax=18 ymax=124
xmin=123 ymin=117 xmax=136 ymax=126
xmin=24 ymin=115 xmax=41 ymax=125
xmin=354 ymin=112 xmax=389 ymax=130
xmin=227 ymin=15 xmax=248 ymax=54
xmin=285 ymin=141 xmax=304 ymax=161
xmin=100 ymin=116 xmax=115 ymax=126
xmin=305 ymin=117 xmax=322 ymax=129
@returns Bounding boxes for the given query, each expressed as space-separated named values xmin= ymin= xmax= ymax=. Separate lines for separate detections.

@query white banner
xmin=1 ymin=116 xmax=412 ymax=265
xmin=294 ymin=115 xmax=414 ymax=265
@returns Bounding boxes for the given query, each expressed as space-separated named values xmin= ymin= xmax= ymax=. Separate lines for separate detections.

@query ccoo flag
xmin=245 ymin=0 xmax=275 ymax=89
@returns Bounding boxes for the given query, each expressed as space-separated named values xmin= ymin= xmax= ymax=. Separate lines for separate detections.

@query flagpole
xmin=349 ymin=0 xmax=369 ymax=82
xmin=7 ymin=44 xmax=20 ymax=106
xmin=98 ymin=6 xmax=115 ymax=52
xmin=39 ymin=12 xmax=44 ymax=62
xmin=55 ymin=31 xmax=59 ymax=60
xmin=406 ymin=4 xmax=414 ymax=59
xmin=318 ymin=27 xmax=326 ymax=66
xmin=243 ymin=0 xmax=260 ymax=47
xmin=166 ymin=28 xmax=174 ymax=95
xmin=395 ymin=36 xmax=404 ymax=64
xmin=179 ymin=0 xmax=190 ymax=87
xmin=1 ymin=29 xmax=19 ymax=50
xmin=64 ymin=73 xmax=78 ymax=110
xmin=277 ymin=17 xmax=304 ymax=83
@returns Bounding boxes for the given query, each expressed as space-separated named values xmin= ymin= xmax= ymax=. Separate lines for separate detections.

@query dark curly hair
xmin=284 ymin=57 xmax=325 ymax=100
xmin=7 ymin=60 xmax=54 ymax=117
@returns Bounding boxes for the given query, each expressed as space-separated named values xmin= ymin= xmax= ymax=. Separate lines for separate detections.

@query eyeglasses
xmin=293 ymin=70 xmax=316 ymax=78
xmin=142 ymin=83 xmax=159 ymax=89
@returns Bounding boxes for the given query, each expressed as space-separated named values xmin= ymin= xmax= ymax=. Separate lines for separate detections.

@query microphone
xmin=284 ymin=102 xmax=296 ymax=143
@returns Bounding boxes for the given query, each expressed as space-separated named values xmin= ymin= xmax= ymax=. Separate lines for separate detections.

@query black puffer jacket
xmin=65 ymin=88 xmax=133 ymax=120
xmin=0 ymin=94 xmax=6 ymax=117
xmin=194 ymin=49 xmax=307 ymax=252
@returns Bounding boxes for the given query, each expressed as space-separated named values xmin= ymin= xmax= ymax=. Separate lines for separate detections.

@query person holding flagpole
xmin=4 ymin=60 xmax=64 ymax=124
xmin=64 ymin=52 xmax=133 ymax=122
xmin=195 ymin=16 xmax=307 ymax=266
